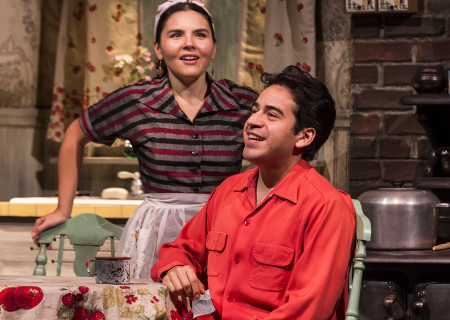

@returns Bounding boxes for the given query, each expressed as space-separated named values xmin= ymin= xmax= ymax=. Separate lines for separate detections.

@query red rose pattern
xmin=274 ymin=33 xmax=284 ymax=46
xmin=247 ymin=61 xmax=264 ymax=74
xmin=113 ymin=4 xmax=126 ymax=22
xmin=296 ymin=61 xmax=311 ymax=73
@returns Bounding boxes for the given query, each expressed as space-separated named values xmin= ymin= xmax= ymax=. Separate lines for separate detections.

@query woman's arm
xmin=31 ymin=120 xmax=89 ymax=245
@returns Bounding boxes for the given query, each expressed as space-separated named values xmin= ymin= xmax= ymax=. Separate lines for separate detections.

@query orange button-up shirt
xmin=151 ymin=160 xmax=355 ymax=320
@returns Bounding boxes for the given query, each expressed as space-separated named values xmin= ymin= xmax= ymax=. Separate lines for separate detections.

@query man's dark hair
xmin=260 ymin=66 xmax=336 ymax=162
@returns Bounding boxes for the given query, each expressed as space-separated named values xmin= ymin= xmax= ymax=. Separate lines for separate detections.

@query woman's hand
xmin=162 ymin=265 xmax=205 ymax=300
xmin=31 ymin=210 xmax=70 ymax=246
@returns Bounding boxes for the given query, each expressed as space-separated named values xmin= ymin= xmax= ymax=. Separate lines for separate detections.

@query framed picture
xmin=346 ymin=0 xmax=376 ymax=13
xmin=378 ymin=0 xmax=409 ymax=11
xmin=345 ymin=0 xmax=418 ymax=13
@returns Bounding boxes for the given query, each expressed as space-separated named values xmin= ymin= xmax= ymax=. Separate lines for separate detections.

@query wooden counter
xmin=0 ymin=197 xmax=143 ymax=219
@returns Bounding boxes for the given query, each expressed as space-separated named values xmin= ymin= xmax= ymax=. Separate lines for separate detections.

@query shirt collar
xmin=138 ymin=74 xmax=240 ymax=115
xmin=233 ymin=160 xmax=312 ymax=204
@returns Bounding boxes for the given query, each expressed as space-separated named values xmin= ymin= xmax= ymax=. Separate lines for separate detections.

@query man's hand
xmin=31 ymin=210 xmax=69 ymax=246
xmin=162 ymin=265 xmax=205 ymax=300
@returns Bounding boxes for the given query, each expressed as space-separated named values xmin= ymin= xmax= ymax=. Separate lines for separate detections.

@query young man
xmin=151 ymin=66 xmax=355 ymax=319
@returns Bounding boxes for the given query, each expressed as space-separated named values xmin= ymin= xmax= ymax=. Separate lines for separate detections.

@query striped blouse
xmin=79 ymin=75 xmax=258 ymax=193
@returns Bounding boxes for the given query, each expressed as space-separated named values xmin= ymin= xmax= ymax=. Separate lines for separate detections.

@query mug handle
xmin=86 ymin=259 xmax=96 ymax=276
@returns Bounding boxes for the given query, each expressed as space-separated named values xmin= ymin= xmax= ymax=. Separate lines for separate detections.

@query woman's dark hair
xmin=260 ymin=66 xmax=336 ymax=162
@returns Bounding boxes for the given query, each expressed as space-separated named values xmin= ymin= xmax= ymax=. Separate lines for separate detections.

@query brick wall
xmin=349 ymin=0 xmax=450 ymax=197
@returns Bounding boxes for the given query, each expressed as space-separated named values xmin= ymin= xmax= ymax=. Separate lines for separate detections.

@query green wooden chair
xmin=33 ymin=213 xmax=123 ymax=277
xmin=345 ymin=199 xmax=372 ymax=320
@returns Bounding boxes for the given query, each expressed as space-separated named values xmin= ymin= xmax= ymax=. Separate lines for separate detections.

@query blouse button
xmin=192 ymin=133 xmax=199 ymax=139
xmin=234 ymin=258 xmax=240 ymax=264
xmin=191 ymin=151 xmax=198 ymax=155
xmin=244 ymin=220 xmax=250 ymax=226
xmin=190 ymin=168 xmax=198 ymax=174
xmin=192 ymin=187 xmax=200 ymax=193
xmin=227 ymin=297 xmax=233 ymax=303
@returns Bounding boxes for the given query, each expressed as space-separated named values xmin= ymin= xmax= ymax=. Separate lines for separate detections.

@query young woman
xmin=31 ymin=0 xmax=258 ymax=279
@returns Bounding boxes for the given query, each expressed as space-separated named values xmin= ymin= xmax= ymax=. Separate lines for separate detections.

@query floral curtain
xmin=264 ymin=0 xmax=315 ymax=76
xmin=47 ymin=0 xmax=143 ymax=142
xmin=237 ymin=0 xmax=315 ymax=93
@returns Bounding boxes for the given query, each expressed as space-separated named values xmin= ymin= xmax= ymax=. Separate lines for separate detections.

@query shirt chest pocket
xmin=249 ymin=243 xmax=295 ymax=292
xmin=206 ymin=231 xmax=227 ymax=277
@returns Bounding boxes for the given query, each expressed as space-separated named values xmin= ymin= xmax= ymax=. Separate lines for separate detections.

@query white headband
xmin=154 ymin=0 xmax=214 ymax=39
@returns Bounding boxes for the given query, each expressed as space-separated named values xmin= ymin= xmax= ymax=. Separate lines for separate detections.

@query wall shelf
xmin=400 ymin=94 xmax=450 ymax=105
xmin=49 ymin=157 xmax=138 ymax=165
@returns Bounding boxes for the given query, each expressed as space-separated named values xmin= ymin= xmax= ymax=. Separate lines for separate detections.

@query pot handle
xmin=391 ymin=180 xmax=405 ymax=188
xmin=86 ymin=259 xmax=96 ymax=276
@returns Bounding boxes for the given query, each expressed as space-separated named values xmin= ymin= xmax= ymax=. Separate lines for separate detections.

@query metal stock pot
xmin=358 ymin=184 xmax=440 ymax=250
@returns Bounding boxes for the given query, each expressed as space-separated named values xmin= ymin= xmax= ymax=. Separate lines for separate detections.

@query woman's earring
xmin=157 ymin=60 xmax=164 ymax=78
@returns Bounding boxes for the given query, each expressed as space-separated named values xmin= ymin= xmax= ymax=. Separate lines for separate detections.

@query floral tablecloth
xmin=0 ymin=276 xmax=188 ymax=320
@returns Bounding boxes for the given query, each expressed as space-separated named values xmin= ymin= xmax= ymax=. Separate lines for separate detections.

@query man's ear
xmin=295 ymin=128 xmax=316 ymax=149
xmin=153 ymin=40 xmax=163 ymax=61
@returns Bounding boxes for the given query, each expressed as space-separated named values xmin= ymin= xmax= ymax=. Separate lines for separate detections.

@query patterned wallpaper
xmin=0 ymin=0 xmax=41 ymax=109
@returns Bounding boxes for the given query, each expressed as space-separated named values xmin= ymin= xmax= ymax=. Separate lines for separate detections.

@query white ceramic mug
xmin=86 ymin=257 xmax=131 ymax=284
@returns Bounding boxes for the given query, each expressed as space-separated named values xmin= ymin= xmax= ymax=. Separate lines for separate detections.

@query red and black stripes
xmin=79 ymin=75 xmax=258 ymax=194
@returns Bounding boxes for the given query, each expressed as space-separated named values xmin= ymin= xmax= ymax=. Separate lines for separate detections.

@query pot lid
xmin=358 ymin=181 xmax=440 ymax=205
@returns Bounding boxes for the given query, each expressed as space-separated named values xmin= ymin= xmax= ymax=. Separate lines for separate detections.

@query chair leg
xmin=56 ymin=235 xmax=65 ymax=276
xmin=345 ymin=240 xmax=367 ymax=320
xmin=33 ymin=245 xmax=48 ymax=276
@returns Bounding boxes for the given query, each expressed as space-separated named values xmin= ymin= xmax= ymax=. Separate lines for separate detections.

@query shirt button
xmin=192 ymin=133 xmax=199 ymax=139
xmin=234 ymin=258 xmax=240 ymax=264
xmin=244 ymin=220 xmax=250 ymax=226
xmin=227 ymin=297 xmax=233 ymax=303
xmin=190 ymin=168 xmax=198 ymax=174
xmin=191 ymin=151 xmax=198 ymax=155
xmin=192 ymin=187 xmax=200 ymax=193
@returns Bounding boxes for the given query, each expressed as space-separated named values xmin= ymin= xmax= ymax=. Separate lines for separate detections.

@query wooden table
xmin=0 ymin=276 xmax=183 ymax=320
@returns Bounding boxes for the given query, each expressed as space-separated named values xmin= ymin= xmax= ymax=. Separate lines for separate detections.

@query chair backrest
xmin=33 ymin=213 xmax=123 ymax=277
xmin=345 ymin=199 xmax=372 ymax=320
